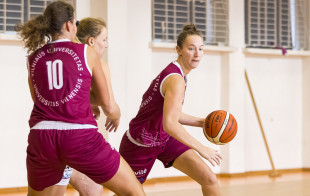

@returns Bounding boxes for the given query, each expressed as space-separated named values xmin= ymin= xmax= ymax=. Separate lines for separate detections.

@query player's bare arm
xmin=100 ymin=60 xmax=120 ymax=132
xmin=179 ymin=112 xmax=204 ymax=128
xmin=87 ymin=46 xmax=120 ymax=120
xmin=162 ymin=74 xmax=221 ymax=166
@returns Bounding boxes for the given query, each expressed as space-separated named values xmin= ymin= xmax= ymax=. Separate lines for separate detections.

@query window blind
xmin=245 ymin=0 xmax=309 ymax=50
xmin=152 ymin=0 xmax=229 ymax=46
xmin=290 ymin=0 xmax=309 ymax=50
xmin=0 ymin=0 xmax=74 ymax=33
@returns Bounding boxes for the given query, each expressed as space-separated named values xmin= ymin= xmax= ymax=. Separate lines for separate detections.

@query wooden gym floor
xmin=1 ymin=171 xmax=309 ymax=196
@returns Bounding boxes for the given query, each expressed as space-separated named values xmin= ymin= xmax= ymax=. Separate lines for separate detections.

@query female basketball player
xmin=119 ymin=24 xmax=222 ymax=196
xmin=67 ymin=17 xmax=118 ymax=196
xmin=15 ymin=1 xmax=144 ymax=196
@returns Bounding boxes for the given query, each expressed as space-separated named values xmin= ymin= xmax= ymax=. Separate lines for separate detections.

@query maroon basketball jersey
xmin=28 ymin=39 xmax=96 ymax=128
xmin=128 ymin=62 xmax=186 ymax=147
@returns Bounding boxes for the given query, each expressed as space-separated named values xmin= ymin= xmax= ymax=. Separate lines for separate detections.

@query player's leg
xmin=173 ymin=149 xmax=221 ymax=196
xmin=65 ymin=129 xmax=145 ymax=196
xmin=157 ymin=137 xmax=221 ymax=196
xmin=26 ymin=129 xmax=68 ymax=196
xmin=119 ymin=131 xmax=159 ymax=184
xmin=69 ymin=169 xmax=104 ymax=196
xmin=27 ymin=185 xmax=67 ymax=196
xmin=101 ymin=157 xmax=145 ymax=196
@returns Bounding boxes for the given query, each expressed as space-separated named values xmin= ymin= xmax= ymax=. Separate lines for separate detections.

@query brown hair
xmin=15 ymin=0 xmax=75 ymax=54
xmin=76 ymin=17 xmax=107 ymax=44
xmin=177 ymin=24 xmax=203 ymax=49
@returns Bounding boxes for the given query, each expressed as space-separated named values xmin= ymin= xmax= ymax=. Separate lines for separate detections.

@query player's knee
xmin=77 ymin=183 xmax=103 ymax=196
xmin=128 ymin=191 xmax=145 ymax=196
xmin=201 ymin=173 xmax=218 ymax=186
xmin=82 ymin=187 xmax=103 ymax=196
xmin=125 ymin=186 xmax=145 ymax=196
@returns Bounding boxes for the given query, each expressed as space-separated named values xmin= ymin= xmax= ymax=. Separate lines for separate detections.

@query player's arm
xmin=162 ymin=75 xmax=221 ymax=166
xmin=27 ymin=63 xmax=35 ymax=103
xmin=100 ymin=60 xmax=120 ymax=132
xmin=28 ymin=76 xmax=35 ymax=102
xmin=100 ymin=61 xmax=119 ymax=108
xmin=87 ymin=46 xmax=120 ymax=121
xmin=162 ymin=75 xmax=203 ymax=150
xmin=179 ymin=112 xmax=204 ymax=128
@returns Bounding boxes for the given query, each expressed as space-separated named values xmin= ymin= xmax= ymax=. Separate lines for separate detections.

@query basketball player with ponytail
xmin=16 ymin=1 xmax=144 ymax=195
xmin=119 ymin=24 xmax=222 ymax=195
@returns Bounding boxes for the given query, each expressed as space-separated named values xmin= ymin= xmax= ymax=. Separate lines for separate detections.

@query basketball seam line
xmin=221 ymin=119 xmax=237 ymax=142
xmin=214 ymin=112 xmax=230 ymax=143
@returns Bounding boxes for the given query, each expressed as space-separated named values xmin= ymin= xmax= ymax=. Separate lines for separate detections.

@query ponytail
xmin=15 ymin=1 xmax=75 ymax=54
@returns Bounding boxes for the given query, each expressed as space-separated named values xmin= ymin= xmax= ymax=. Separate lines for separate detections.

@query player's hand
xmin=91 ymin=105 xmax=100 ymax=120
xmin=198 ymin=146 xmax=222 ymax=166
xmin=105 ymin=117 xmax=120 ymax=132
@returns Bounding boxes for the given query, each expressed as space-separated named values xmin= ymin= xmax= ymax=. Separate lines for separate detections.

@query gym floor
xmin=1 ymin=171 xmax=309 ymax=196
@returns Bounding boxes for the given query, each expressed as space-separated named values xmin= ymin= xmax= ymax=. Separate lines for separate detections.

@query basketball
xmin=203 ymin=110 xmax=238 ymax=145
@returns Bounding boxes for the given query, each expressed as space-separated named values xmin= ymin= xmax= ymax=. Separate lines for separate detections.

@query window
xmin=152 ymin=0 xmax=229 ymax=46
xmin=245 ymin=0 xmax=309 ymax=50
xmin=0 ymin=0 xmax=74 ymax=34
xmin=290 ymin=0 xmax=309 ymax=50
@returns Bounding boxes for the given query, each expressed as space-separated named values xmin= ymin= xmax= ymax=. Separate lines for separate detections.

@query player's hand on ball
xmin=203 ymin=110 xmax=237 ymax=145
xmin=198 ymin=146 xmax=222 ymax=167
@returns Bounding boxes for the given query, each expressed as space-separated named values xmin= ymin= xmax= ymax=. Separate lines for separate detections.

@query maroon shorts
xmin=27 ymin=128 xmax=120 ymax=191
xmin=119 ymin=132 xmax=190 ymax=183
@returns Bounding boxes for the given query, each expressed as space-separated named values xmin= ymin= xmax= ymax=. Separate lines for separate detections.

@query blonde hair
xmin=76 ymin=17 xmax=107 ymax=44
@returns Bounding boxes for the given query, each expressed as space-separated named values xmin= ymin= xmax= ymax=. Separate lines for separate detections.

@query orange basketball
xmin=203 ymin=110 xmax=238 ymax=145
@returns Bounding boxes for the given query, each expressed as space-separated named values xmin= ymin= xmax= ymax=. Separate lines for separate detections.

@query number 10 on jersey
xmin=46 ymin=59 xmax=64 ymax=90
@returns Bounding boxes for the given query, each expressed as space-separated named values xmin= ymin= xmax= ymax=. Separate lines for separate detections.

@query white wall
xmin=302 ymin=4 xmax=310 ymax=168
xmin=245 ymin=56 xmax=303 ymax=170
xmin=219 ymin=0 xmax=247 ymax=174
xmin=0 ymin=0 xmax=309 ymax=189
xmin=105 ymin=0 xmax=130 ymax=148
xmin=75 ymin=0 xmax=90 ymax=19
xmin=0 ymin=42 xmax=30 ymax=187
xmin=302 ymin=57 xmax=310 ymax=167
